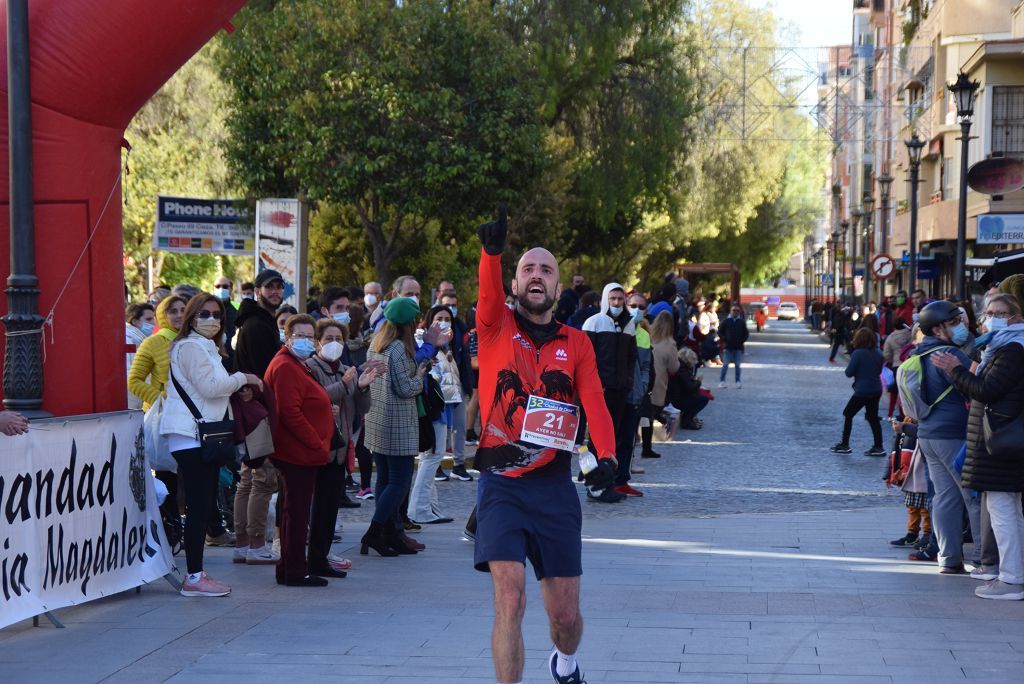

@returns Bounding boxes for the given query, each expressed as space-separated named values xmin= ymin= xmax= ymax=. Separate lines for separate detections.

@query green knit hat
xmin=383 ymin=296 xmax=421 ymax=326
xmin=998 ymin=273 xmax=1024 ymax=308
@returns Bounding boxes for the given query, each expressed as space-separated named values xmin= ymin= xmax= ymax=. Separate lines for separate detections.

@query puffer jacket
xmin=128 ymin=297 xmax=180 ymax=411
xmin=950 ymin=341 xmax=1024 ymax=492
xmin=582 ymin=283 xmax=638 ymax=392
xmin=160 ymin=333 xmax=247 ymax=439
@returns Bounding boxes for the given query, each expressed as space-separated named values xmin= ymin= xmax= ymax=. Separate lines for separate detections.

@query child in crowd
xmin=886 ymin=419 xmax=932 ymax=548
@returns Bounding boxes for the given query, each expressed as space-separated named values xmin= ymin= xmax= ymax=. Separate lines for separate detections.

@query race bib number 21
xmin=520 ymin=395 xmax=580 ymax=451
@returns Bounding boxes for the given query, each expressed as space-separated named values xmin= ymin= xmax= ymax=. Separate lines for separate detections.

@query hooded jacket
xmin=582 ymin=283 xmax=638 ymax=392
xmin=234 ymin=297 xmax=282 ymax=377
xmin=127 ymin=297 xmax=180 ymax=411
xmin=950 ymin=324 xmax=1024 ymax=492
xmin=914 ymin=336 xmax=971 ymax=440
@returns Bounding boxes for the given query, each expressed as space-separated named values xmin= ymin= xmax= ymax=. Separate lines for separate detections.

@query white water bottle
xmin=576 ymin=445 xmax=597 ymax=475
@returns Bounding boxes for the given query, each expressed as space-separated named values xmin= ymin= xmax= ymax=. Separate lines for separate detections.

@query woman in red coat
xmin=264 ymin=314 xmax=335 ymax=587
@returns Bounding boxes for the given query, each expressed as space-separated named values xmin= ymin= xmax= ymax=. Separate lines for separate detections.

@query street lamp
xmin=905 ymin=133 xmax=925 ymax=294
xmin=831 ymin=229 xmax=841 ymax=304
xmin=840 ymin=219 xmax=850 ymax=301
xmin=850 ymin=209 xmax=864 ymax=304
xmin=948 ymin=71 xmax=980 ymax=300
xmin=863 ymin=192 xmax=875 ymax=305
xmin=877 ymin=174 xmax=893 ymax=300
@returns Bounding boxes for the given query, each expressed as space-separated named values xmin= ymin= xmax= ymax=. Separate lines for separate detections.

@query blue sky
xmin=755 ymin=0 xmax=853 ymax=47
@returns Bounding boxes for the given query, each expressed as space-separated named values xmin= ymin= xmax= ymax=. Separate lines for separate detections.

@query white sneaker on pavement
xmin=180 ymin=572 xmax=231 ymax=597
xmin=975 ymin=579 xmax=1024 ymax=600
xmin=630 ymin=462 xmax=645 ymax=474
xmin=718 ymin=381 xmax=727 ymax=389
xmin=735 ymin=381 xmax=742 ymax=389
xmin=327 ymin=552 xmax=353 ymax=570
xmin=271 ymin=537 xmax=281 ymax=558
xmin=246 ymin=544 xmax=279 ymax=565
xmin=971 ymin=566 xmax=999 ymax=581
xmin=233 ymin=547 xmax=247 ymax=564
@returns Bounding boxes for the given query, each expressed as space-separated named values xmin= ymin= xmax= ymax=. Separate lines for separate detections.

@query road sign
xmin=819 ymin=274 xmax=834 ymax=286
xmin=871 ymin=253 xmax=896 ymax=280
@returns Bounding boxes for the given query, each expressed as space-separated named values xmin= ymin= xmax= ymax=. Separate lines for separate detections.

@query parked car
xmin=776 ymin=302 xmax=799 ymax=320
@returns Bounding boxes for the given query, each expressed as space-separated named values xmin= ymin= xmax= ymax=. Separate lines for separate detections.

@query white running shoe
xmin=718 ymin=381 xmax=727 ymax=389
xmin=975 ymin=580 xmax=1024 ymax=601
xmin=246 ymin=544 xmax=279 ymax=565
xmin=735 ymin=381 xmax=742 ymax=389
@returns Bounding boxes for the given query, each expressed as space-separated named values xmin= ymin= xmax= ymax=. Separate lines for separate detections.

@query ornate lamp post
xmin=850 ymin=209 xmax=864 ymax=305
xmin=948 ymin=71 xmax=980 ymax=300
xmin=877 ymin=173 xmax=893 ymax=299
xmin=863 ymin=192 xmax=875 ymax=305
xmin=905 ymin=133 xmax=925 ymax=294
xmin=840 ymin=218 xmax=850 ymax=301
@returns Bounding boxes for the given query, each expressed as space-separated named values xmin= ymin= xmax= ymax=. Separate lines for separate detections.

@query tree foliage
xmin=122 ymin=43 xmax=249 ymax=300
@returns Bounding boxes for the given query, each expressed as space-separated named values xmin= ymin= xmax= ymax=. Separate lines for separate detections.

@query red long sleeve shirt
xmin=475 ymin=250 xmax=616 ymax=478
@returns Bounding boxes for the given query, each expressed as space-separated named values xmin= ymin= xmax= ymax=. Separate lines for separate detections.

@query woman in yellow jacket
xmin=129 ymin=295 xmax=186 ymax=410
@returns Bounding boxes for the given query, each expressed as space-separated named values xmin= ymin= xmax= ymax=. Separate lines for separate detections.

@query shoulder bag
xmin=983 ymin=405 xmax=1024 ymax=460
xmin=170 ymin=369 xmax=238 ymax=467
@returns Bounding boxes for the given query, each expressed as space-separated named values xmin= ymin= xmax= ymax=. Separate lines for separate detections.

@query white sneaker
xmin=232 ymin=547 xmax=248 ymax=564
xmin=975 ymin=579 xmax=1024 ymax=600
xmin=271 ymin=537 xmax=281 ymax=558
xmin=663 ymin=405 xmax=681 ymax=415
xmin=735 ymin=381 xmax=742 ymax=389
xmin=718 ymin=381 xmax=727 ymax=389
xmin=327 ymin=552 xmax=352 ymax=570
xmin=971 ymin=566 xmax=999 ymax=581
xmin=180 ymin=572 xmax=231 ymax=597
xmin=246 ymin=544 xmax=279 ymax=565
xmin=630 ymin=462 xmax=645 ymax=474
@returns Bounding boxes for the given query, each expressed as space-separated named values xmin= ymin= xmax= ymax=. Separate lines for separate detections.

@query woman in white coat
xmin=161 ymin=293 xmax=262 ymax=598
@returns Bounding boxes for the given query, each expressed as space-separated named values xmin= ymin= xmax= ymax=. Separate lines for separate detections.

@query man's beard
xmin=519 ymin=293 xmax=554 ymax=315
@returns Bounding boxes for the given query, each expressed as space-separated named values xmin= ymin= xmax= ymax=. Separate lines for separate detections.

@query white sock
xmin=555 ymin=648 xmax=576 ymax=676
xmin=187 ymin=572 xmax=203 ymax=583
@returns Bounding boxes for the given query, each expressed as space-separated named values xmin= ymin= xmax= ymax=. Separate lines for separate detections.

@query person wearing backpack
xmin=898 ymin=300 xmax=981 ymax=572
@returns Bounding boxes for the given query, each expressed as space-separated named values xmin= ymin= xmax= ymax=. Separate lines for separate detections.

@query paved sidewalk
xmin=2 ymin=506 xmax=1023 ymax=683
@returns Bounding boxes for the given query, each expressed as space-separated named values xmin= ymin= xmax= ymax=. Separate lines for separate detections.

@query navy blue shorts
xmin=474 ymin=472 xmax=582 ymax=580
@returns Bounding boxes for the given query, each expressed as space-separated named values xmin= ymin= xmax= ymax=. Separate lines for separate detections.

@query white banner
xmin=256 ymin=198 xmax=307 ymax=309
xmin=0 ymin=411 xmax=173 ymax=629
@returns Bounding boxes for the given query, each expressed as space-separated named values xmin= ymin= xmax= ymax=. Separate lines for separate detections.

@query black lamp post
xmin=831 ymin=229 xmax=841 ymax=304
xmin=850 ymin=209 xmax=864 ymax=305
xmin=863 ymin=192 xmax=875 ymax=305
xmin=905 ymin=133 xmax=925 ymax=294
xmin=948 ymin=71 xmax=980 ymax=301
xmin=3 ymin=0 xmax=47 ymax=416
xmin=877 ymin=174 xmax=893 ymax=299
xmin=840 ymin=219 xmax=850 ymax=301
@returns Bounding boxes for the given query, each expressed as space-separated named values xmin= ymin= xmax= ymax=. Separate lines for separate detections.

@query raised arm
xmin=476 ymin=208 xmax=508 ymax=331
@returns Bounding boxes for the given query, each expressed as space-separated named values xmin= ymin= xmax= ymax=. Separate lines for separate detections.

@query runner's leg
xmin=490 ymin=560 xmax=527 ymax=683
xmin=540 ymin=575 xmax=583 ymax=662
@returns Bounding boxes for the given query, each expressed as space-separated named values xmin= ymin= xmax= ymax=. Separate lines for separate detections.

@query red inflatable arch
xmin=0 ymin=0 xmax=246 ymax=416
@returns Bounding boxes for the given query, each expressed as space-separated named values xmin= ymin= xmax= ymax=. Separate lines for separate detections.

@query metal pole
xmin=3 ymin=0 xmax=48 ymax=416
xmin=841 ymin=233 xmax=847 ymax=302
xmin=863 ymin=216 xmax=872 ymax=307
xmin=955 ymin=120 xmax=971 ymax=300
xmin=850 ymin=215 xmax=860 ymax=305
xmin=909 ymin=164 xmax=919 ymax=295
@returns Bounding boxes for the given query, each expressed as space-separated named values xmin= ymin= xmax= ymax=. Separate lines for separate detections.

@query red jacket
xmin=264 ymin=347 xmax=334 ymax=466
xmin=475 ymin=250 xmax=616 ymax=478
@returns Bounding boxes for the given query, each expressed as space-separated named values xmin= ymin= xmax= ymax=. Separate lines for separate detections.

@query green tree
xmin=219 ymin=0 xmax=549 ymax=284
xmin=122 ymin=43 xmax=248 ymax=300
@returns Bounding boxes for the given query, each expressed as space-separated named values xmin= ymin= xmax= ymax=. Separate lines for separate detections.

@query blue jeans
xmin=919 ymin=437 xmax=981 ymax=568
xmin=720 ymin=349 xmax=743 ymax=382
xmin=372 ymin=452 xmax=414 ymax=527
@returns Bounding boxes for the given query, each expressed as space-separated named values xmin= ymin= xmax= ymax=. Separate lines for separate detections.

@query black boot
xmin=360 ymin=521 xmax=399 ymax=557
xmin=384 ymin=524 xmax=418 ymax=555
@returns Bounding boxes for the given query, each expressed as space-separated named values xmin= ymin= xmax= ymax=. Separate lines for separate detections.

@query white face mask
xmin=364 ymin=293 xmax=378 ymax=307
xmin=628 ymin=306 xmax=641 ymax=320
xmin=319 ymin=340 xmax=344 ymax=362
xmin=242 ymin=293 xmax=255 ymax=301
xmin=405 ymin=295 xmax=419 ymax=305
xmin=437 ymin=320 xmax=451 ymax=332
xmin=608 ymin=305 xmax=623 ymax=316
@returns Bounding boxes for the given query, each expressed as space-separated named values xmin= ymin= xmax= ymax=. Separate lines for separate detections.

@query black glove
xmin=577 ymin=457 xmax=616 ymax=490
xmin=477 ymin=204 xmax=507 ymax=256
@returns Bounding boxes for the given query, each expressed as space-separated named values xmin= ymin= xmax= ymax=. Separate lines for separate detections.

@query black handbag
xmin=170 ymin=370 xmax=238 ymax=467
xmin=983 ymin=405 xmax=1024 ymax=459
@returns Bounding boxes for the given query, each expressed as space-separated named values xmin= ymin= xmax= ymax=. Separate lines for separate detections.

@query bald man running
xmin=474 ymin=210 xmax=617 ymax=684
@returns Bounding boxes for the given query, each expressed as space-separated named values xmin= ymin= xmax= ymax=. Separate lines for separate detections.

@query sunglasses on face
xmin=197 ymin=310 xmax=223 ymax=321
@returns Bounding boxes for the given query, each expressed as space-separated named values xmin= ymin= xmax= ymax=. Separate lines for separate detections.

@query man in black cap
xmin=235 ymin=269 xmax=285 ymax=377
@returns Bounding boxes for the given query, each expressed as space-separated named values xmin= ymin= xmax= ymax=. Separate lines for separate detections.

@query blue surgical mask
xmin=290 ymin=338 xmax=315 ymax=358
xmin=987 ymin=316 xmax=1008 ymax=333
xmin=608 ymin=305 xmax=623 ymax=317
xmin=214 ymin=288 xmax=231 ymax=301
xmin=628 ymin=306 xmax=642 ymax=320
xmin=332 ymin=311 xmax=351 ymax=326
xmin=139 ymin=321 xmax=155 ymax=337
xmin=951 ymin=322 xmax=969 ymax=346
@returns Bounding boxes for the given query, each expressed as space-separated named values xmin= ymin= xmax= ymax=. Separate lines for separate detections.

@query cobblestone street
xmin=3 ymin=320 xmax=1023 ymax=683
